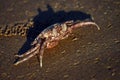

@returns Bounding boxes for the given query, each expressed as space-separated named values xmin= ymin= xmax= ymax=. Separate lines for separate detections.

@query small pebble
xmin=106 ymin=66 xmax=112 ymax=70
xmin=63 ymin=74 xmax=69 ymax=78
xmin=114 ymin=39 xmax=120 ymax=44
xmin=61 ymin=50 xmax=66 ymax=54
xmin=94 ymin=57 xmax=99 ymax=60
xmin=94 ymin=43 xmax=98 ymax=47
xmin=81 ymin=45 xmax=86 ymax=48
xmin=73 ymin=61 xmax=80 ymax=66
xmin=88 ymin=42 xmax=92 ymax=45
xmin=72 ymin=37 xmax=78 ymax=41
xmin=17 ymin=75 xmax=25 ymax=78
xmin=111 ymin=72 xmax=115 ymax=76
xmin=94 ymin=60 xmax=99 ymax=64
xmin=104 ymin=12 xmax=107 ymax=15
xmin=107 ymin=23 xmax=112 ymax=29
xmin=76 ymin=49 xmax=80 ymax=53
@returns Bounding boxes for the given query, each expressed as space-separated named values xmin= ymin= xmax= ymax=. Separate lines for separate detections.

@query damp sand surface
xmin=0 ymin=0 xmax=120 ymax=80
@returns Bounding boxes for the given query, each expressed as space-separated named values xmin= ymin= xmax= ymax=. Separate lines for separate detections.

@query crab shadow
xmin=14 ymin=4 xmax=92 ymax=62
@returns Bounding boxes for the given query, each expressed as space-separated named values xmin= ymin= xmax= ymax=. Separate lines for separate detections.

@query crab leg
xmin=15 ymin=44 xmax=40 ymax=57
xmin=39 ymin=40 xmax=46 ymax=68
xmin=14 ymin=48 xmax=40 ymax=66
xmin=72 ymin=22 xmax=100 ymax=30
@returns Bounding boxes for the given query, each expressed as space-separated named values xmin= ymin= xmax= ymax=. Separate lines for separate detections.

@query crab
xmin=14 ymin=20 xmax=100 ymax=68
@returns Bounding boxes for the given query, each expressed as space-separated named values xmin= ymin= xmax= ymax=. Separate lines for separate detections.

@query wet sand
xmin=0 ymin=0 xmax=120 ymax=80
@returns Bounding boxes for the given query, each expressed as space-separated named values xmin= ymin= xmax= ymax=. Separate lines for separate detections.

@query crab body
xmin=14 ymin=20 xmax=100 ymax=67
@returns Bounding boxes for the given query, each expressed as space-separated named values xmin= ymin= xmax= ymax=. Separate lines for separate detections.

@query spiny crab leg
xmin=14 ymin=49 xmax=39 ymax=66
xmin=14 ymin=38 xmax=46 ymax=68
xmin=15 ymin=44 xmax=40 ymax=58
